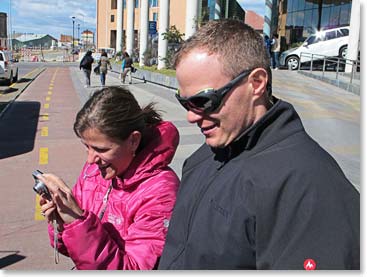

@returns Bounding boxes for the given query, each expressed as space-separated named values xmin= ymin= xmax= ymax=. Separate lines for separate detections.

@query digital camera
xmin=32 ymin=170 xmax=52 ymax=200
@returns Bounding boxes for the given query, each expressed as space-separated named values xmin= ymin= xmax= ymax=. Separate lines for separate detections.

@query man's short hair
xmin=174 ymin=19 xmax=272 ymax=96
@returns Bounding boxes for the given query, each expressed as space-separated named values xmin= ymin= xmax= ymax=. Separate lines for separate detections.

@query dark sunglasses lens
xmin=189 ymin=96 xmax=216 ymax=113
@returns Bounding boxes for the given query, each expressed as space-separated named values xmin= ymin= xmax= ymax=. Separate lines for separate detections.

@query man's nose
xmin=187 ymin=110 xmax=203 ymax=124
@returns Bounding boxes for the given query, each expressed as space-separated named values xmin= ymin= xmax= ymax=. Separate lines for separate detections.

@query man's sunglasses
xmin=175 ymin=68 xmax=254 ymax=114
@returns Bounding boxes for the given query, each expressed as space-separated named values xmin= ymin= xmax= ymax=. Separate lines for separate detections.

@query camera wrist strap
xmin=98 ymin=179 xmax=114 ymax=220
xmin=53 ymin=215 xmax=60 ymax=264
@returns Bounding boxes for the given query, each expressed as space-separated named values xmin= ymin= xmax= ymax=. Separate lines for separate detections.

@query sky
xmin=0 ymin=0 xmax=265 ymax=40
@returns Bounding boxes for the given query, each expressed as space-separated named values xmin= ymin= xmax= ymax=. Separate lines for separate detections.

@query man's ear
xmin=248 ymin=68 xmax=268 ymax=98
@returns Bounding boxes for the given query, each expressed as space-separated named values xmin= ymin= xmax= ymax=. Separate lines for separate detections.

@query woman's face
xmin=80 ymin=128 xmax=140 ymax=180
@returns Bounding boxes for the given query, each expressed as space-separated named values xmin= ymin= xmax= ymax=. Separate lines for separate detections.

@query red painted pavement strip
xmin=0 ymin=67 xmax=85 ymax=269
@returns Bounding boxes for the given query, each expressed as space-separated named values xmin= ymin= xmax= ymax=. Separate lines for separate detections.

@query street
xmin=0 ymin=62 xmax=360 ymax=269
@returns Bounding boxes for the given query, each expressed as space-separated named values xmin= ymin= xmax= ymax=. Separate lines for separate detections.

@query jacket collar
xmin=212 ymin=97 xmax=304 ymax=163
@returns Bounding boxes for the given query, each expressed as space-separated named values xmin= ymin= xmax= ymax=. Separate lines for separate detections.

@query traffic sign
xmin=149 ymin=21 xmax=157 ymax=35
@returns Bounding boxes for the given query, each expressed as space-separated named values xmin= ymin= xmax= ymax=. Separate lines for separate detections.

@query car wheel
xmin=286 ymin=56 xmax=299 ymax=70
xmin=13 ymin=69 xmax=18 ymax=82
xmin=339 ymin=46 xmax=347 ymax=59
xmin=6 ymin=72 xmax=13 ymax=86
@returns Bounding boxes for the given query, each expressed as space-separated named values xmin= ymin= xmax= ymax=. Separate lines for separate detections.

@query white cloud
xmin=10 ymin=0 xmax=96 ymax=38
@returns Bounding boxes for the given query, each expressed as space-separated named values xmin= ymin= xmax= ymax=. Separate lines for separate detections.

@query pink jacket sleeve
xmin=56 ymin=172 xmax=178 ymax=270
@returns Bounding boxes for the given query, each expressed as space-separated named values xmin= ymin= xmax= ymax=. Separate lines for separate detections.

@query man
xmin=158 ymin=19 xmax=359 ymax=270
xmin=271 ymin=33 xmax=281 ymax=70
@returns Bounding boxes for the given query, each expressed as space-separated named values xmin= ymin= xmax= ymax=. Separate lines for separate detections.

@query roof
xmin=15 ymin=34 xmax=57 ymax=42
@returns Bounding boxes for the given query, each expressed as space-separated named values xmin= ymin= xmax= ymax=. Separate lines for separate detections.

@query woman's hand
xmin=37 ymin=173 xmax=84 ymax=225
xmin=39 ymin=197 xmax=65 ymax=231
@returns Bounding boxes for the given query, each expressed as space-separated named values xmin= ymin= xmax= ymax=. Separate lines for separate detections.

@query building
xmin=81 ymin=29 xmax=95 ymax=49
xmin=245 ymin=10 xmax=264 ymax=33
xmin=0 ymin=12 xmax=8 ymax=50
xmin=276 ymin=0 xmax=353 ymax=50
xmin=96 ymin=0 xmax=245 ymax=51
xmin=11 ymin=34 xmax=58 ymax=50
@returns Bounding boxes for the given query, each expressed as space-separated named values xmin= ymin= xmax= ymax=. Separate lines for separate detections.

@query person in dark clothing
xmin=158 ymin=19 xmax=359 ymax=270
xmin=79 ymin=50 xmax=94 ymax=87
xmin=264 ymin=34 xmax=272 ymax=62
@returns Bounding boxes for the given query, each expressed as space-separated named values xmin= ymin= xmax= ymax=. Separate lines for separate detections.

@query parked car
xmin=280 ymin=26 xmax=350 ymax=70
xmin=0 ymin=50 xmax=19 ymax=85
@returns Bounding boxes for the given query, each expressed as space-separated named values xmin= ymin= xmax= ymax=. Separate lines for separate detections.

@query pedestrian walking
xmin=79 ymin=50 xmax=94 ymax=88
xmin=37 ymin=87 xmax=180 ymax=270
xmin=264 ymin=35 xmax=272 ymax=62
xmin=158 ymin=19 xmax=359 ymax=270
xmin=121 ymin=52 xmax=133 ymax=84
xmin=271 ymin=33 xmax=281 ymax=70
xmin=98 ymin=51 xmax=112 ymax=86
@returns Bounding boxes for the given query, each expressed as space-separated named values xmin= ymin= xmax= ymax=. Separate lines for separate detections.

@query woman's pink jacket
xmin=48 ymin=121 xmax=180 ymax=269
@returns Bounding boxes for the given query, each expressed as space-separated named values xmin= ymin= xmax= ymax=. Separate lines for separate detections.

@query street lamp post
xmin=72 ymin=16 xmax=75 ymax=62
xmin=77 ymin=23 xmax=80 ymax=49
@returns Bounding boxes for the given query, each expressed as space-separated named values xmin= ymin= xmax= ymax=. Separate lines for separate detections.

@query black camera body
xmin=32 ymin=170 xmax=52 ymax=200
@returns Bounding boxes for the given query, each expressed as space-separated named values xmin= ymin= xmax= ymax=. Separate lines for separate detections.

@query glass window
xmin=305 ymin=0 xmax=317 ymax=10
xmin=135 ymin=0 xmax=139 ymax=8
xmin=286 ymin=12 xmax=294 ymax=28
xmin=325 ymin=30 xmax=336 ymax=40
xmin=329 ymin=5 xmax=341 ymax=28
xmin=288 ymin=0 xmax=294 ymax=12
xmin=294 ymin=11 xmax=304 ymax=27
xmin=295 ymin=0 xmax=306 ymax=11
xmin=338 ymin=28 xmax=349 ymax=37
xmin=111 ymin=0 xmax=117 ymax=9
xmin=150 ymin=0 xmax=158 ymax=7
xmin=320 ymin=7 xmax=331 ymax=29
xmin=339 ymin=3 xmax=351 ymax=26
xmin=0 ymin=53 xmax=3 ymax=61
xmin=153 ymin=12 xmax=158 ymax=21
xmin=306 ymin=35 xmax=320 ymax=45
xmin=111 ymin=14 xmax=115 ymax=22
xmin=123 ymin=0 xmax=126 ymax=8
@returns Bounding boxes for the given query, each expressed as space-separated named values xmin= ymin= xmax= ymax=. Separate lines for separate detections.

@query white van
xmin=279 ymin=26 xmax=349 ymax=70
xmin=0 ymin=50 xmax=19 ymax=85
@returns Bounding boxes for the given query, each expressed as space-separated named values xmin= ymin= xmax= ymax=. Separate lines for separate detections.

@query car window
xmin=0 ymin=53 xmax=3 ymax=61
xmin=305 ymin=35 xmax=320 ymax=45
xmin=325 ymin=30 xmax=337 ymax=40
xmin=338 ymin=28 xmax=349 ymax=37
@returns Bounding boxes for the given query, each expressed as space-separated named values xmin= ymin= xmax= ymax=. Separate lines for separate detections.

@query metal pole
xmin=77 ymin=23 xmax=80 ymax=49
xmin=72 ymin=16 xmax=75 ymax=62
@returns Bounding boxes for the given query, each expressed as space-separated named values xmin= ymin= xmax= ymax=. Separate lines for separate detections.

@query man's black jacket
xmin=159 ymin=98 xmax=360 ymax=269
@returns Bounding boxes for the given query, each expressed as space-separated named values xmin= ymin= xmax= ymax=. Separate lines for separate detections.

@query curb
xmin=111 ymin=64 xmax=178 ymax=90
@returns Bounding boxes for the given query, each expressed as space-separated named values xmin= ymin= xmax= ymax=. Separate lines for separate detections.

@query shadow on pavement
xmin=0 ymin=101 xmax=40 ymax=159
xmin=0 ymin=87 xmax=18 ymax=95
xmin=16 ymin=78 xmax=33 ymax=84
xmin=0 ymin=251 xmax=26 ymax=269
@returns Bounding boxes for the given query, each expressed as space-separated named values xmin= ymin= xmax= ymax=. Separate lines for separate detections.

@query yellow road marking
xmin=34 ymin=194 xmax=45 ymax=221
xmin=46 ymin=96 xmax=51 ymax=101
xmin=44 ymin=103 xmax=50 ymax=109
xmin=48 ymin=91 xmax=52 ymax=95
xmin=41 ymin=126 xmax=48 ymax=136
xmin=39 ymin=147 xmax=48 ymax=164
xmin=42 ymin=113 xmax=49 ymax=121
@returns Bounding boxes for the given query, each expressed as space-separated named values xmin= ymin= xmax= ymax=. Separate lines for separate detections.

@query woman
xmin=38 ymin=87 xmax=180 ymax=269
xmin=79 ymin=50 xmax=94 ymax=88
xmin=98 ymin=51 xmax=112 ymax=86
xmin=120 ymin=52 xmax=133 ymax=84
